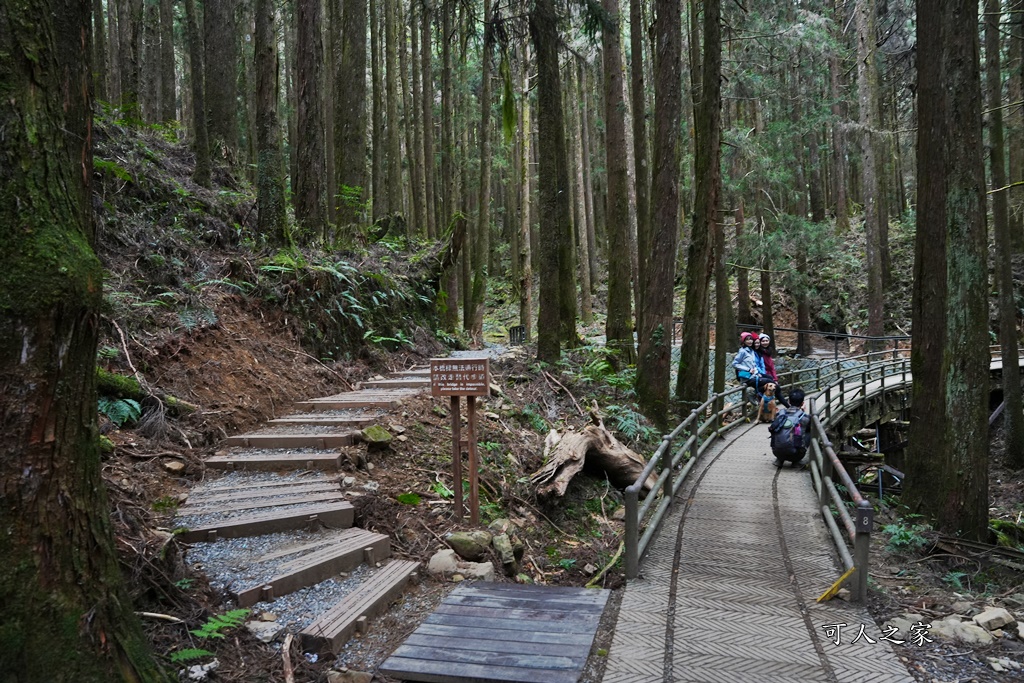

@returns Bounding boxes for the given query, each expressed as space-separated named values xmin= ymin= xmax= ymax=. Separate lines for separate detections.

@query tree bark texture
xmin=335 ymin=0 xmax=367 ymax=229
xmin=631 ymin=0 xmax=650 ymax=335
xmin=93 ymin=0 xmax=108 ymax=100
xmin=399 ymin=0 xmax=418 ymax=235
xmin=410 ymin=0 xmax=427 ymax=237
xmin=519 ymin=49 xmax=534 ymax=341
xmin=603 ymin=0 xmax=636 ymax=363
xmin=385 ymin=0 xmax=404 ymax=221
xmin=0 ymin=0 xmax=162 ymax=674
xmin=141 ymin=0 xmax=159 ymax=121
xmin=829 ymin=7 xmax=849 ymax=233
xmin=735 ymin=201 xmax=751 ymax=325
xmin=117 ymin=0 xmax=143 ymax=115
xmin=581 ymin=66 xmax=598 ymax=296
xmin=371 ymin=0 xmax=385 ymax=219
xmin=439 ymin=0 xmax=459 ymax=330
xmin=855 ymin=0 xmax=885 ymax=345
xmin=468 ymin=0 xmax=493 ymax=344
xmin=637 ymin=0 xmax=681 ymax=428
xmin=530 ymin=0 xmax=570 ymax=364
xmin=1008 ymin=0 xmax=1024 ymax=249
xmin=986 ymin=0 xmax=1024 ymax=466
xmin=421 ymin=0 xmax=437 ymax=239
xmin=570 ymin=62 xmax=593 ymax=326
xmin=158 ymin=0 xmax=175 ymax=122
xmin=906 ymin=0 xmax=989 ymax=540
xmin=204 ymin=0 xmax=238 ymax=155
xmin=677 ymin=0 xmax=720 ymax=414
xmin=184 ymin=0 xmax=210 ymax=186
xmin=255 ymin=0 xmax=287 ymax=244
xmin=295 ymin=0 xmax=327 ymax=240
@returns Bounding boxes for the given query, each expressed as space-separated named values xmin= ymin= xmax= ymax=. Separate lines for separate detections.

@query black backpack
xmin=769 ymin=409 xmax=805 ymax=457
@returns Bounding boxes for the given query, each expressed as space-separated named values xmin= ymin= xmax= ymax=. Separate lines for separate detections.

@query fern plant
xmin=169 ymin=648 xmax=215 ymax=663
xmin=98 ymin=397 xmax=141 ymax=427
xmin=189 ymin=608 xmax=250 ymax=639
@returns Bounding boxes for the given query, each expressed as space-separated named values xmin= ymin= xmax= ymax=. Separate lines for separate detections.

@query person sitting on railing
xmin=732 ymin=333 xmax=772 ymax=398
xmin=769 ymin=388 xmax=810 ymax=468
xmin=756 ymin=333 xmax=790 ymax=407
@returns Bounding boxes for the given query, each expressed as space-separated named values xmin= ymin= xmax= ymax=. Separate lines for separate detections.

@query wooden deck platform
xmin=380 ymin=583 xmax=608 ymax=683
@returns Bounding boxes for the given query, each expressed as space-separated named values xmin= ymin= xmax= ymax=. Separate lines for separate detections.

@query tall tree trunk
xmin=829 ymin=13 xmax=849 ymax=233
xmin=631 ymin=0 xmax=650 ymax=336
xmin=637 ymin=0 xmax=681 ymax=427
xmin=570 ymin=61 xmax=593 ymax=326
xmin=158 ymin=0 xmax=175 ymax=122
xmin=399 ymin=2 xmax=419 ymax=234
xmin=0 ymin=0 xmax=162 ymax=674
xmin=385 ymin=0 xmax=404 ymax=221
xmin=295 ymin=0 xmax=327 ymax=240
xmin=335 ymin=0 xmax=367 ymax=229
xmin=410 ymin=0 xmax=427 ymax=237
xmin=604 ymin=0 xmax=635 ymax=362
xmin=255 ymin=0 xmax=286 ymax=244
xmin=439 ymin=0 xmax=459 ymax=330
xmin=421 ymin=0 xmax=438 ymax=240
xmin=530 ymin=0 xmax=570 ymax=363
xmin=468 ymin=0 xmax=493 ymax=344
xmin=109 ymin=0 xmax=122 ymax=101
xmin=204 ymin=0 xmax=238 ymax=157
xmin=283 ymin=1 xmax=297 ymax=192
xmin=905 ymin=0 xmax=989 ymax=540
xmin=1009 ymin=0 xmax=1024 ymax=250
xmin=581 ymin=65 xmax=599 ymax=296
xmin=735 ymin=200 xmax=752 ymax=325
xmin=856 ymin=0 xmax=884 ymax=346
xmin=93 ymin=0 xmax=108 ymax=100
xmin=519 ymin=47 xmax=534 ymax=341
xmin=141 ymin=0 xmax=160 ymax=120
xmin=184 ymin=0 xmax=210 ymax=186
xmin=677 ymin=0 xmax=720 ymax=414
xmin=986 ymin=0 xmax=1024 ymax=465
xmin=713 ymin=190 xmax=733 ymax=408
xmin=324 ymin=0 xmax=336 ymax=230
xmin=118 ymin=0 xmax=143 ymax=116
xmin=371 ymin=0 xmax=385 ymax=218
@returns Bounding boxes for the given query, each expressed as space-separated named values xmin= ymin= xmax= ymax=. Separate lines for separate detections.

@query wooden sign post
xmin=430 ymin=357 xmax=490 ymax=524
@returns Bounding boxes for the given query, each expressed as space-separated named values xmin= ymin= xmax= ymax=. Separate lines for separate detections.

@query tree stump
xmin=530 ymin=411 xmax=657 ymax=498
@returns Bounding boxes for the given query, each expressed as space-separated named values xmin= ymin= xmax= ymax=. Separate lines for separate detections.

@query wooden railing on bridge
xmin=624 ymin=346 xmax=1009 ymax=600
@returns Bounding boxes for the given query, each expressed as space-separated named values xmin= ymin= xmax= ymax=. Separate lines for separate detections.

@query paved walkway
xmin=603 ymin=423 xmax=915 ymax=683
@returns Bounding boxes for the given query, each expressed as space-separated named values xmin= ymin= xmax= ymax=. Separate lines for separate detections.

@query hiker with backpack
xmin=769 ymin=388 xmax=810 ymax=468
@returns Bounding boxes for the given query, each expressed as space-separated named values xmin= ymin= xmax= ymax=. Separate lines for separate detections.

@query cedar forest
xmin=1 ymin=0 xmax=1022 ymax=679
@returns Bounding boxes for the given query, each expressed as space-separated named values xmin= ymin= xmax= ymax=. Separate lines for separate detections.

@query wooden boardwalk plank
xmin=205 ymin=451 xmax=343 ymax=472
xmin=178 ymin=491 xmax=346 ymax=515
xmin=222 ymin=433 xmax=354 ymax=448
xmin=268 ymin=415 xmax=376 ymax=426
xmin=185 ymin=481 xmax=340 ymax=505
xmin=380 ymin=583 xmax=608 ymax=683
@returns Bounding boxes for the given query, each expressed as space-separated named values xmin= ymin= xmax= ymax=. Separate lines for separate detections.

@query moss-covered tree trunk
xmin=603 ymin=0 xmax=635 ymax=363
xmin=255 ymin=0 xmax=286 ymax=243
xmin=0 ymin=0 xmax=163 ymax=677
xmin=530 ymin=0 xmax=568 ymax=364
xmin=905 ymin=0 xmax=989 ymax=540
xmin=636 ymin=0 xmax=681 ymax=427
xmin=334 ymin=0 xmax=367 ymax=230
xmin=677 ymin=0 xmax=720 ymax=415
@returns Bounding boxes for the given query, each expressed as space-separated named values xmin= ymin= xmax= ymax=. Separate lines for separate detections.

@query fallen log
xmin=96 ymin=367 xmax=199 ymax=416
xmin=530 ymin=408 xmax=657 ymax=498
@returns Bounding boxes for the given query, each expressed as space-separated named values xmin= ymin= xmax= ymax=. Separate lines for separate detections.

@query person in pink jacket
xmin=756 ymin=333 xmax=790 ymax=407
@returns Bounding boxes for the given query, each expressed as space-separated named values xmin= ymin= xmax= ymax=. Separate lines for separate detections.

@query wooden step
xmin=300 ymin=559 xmax=420 ymax=654
xmin=185 ymin=480 xmax=341 ymax=506
xmin=178 ymin=490 xmax=346 ymax=516
xmin=222 ymin=433 xmax=355 ymax=449
xmin=268 ymin=415 xmax=376 ymax=427
xmin=359 ymin=378 xmax=430 ymax=390
xmin=394 ymin=368 xmax=430 ymax=377
xmin=206 ymin=450 xmax=344 ymax=471
xmin=234 ymin=528 xmax=391 ymax=607
xmin=176 ymin=501 xmax=354 ymax=543
xmin=294 ymin=399 xmax=403 ymax=411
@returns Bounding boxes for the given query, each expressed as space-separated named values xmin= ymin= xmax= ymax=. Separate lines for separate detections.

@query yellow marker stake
xmin=817 ymin=567 xmax=857 ymax=603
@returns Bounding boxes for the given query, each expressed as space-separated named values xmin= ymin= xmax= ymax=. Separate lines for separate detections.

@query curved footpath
xmin=603 ymin=422 xmax=915 ymax=683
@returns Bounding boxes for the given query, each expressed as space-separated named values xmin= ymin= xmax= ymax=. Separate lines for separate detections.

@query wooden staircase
xmin=176 ymin=367 xmax=429 ymax=654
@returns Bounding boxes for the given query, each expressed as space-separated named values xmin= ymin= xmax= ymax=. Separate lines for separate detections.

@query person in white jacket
xmin=732 ymin=332 xmax=771 ymax=396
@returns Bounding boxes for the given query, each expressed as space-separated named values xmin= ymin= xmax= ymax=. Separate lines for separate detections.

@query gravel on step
xmin=186 ymin=528 xmax=356 ymax=595
xmin=249 ymin=565 xmax=374 ymax=632
xmin=278 ymin=409 xmax=385 ymax=419
xmin=188 ymin=471 xmax=336 ymax=495
xmin=237 ymin=425 xmax=362 ymax=435
xmin=216 ymin=447 xmax=341 ymax=458
xmin=175 ymin=495 xmax=350 ymax=529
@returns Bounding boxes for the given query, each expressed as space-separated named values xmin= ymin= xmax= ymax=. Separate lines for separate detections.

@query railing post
xmin=625 ymin=487 xmax=639 ymax=579
xmin=818 ymin=443 xmax=833 ymax=508
xmin=834 ymin=336 xmax=839 ymax=361
xmin=662 ymin=436 xmax=673 ymax=502
xmin=689 ymin=410 xmax=699 ymax=461
xmin=825 ymin=386 xmax=832 ymax=422
xmin=853 ymin=502 xmax=874 ymax=602
xmin=816 ymin=366 xmax=821 ymax=390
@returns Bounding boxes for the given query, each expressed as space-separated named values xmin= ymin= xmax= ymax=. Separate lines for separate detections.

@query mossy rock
xmin=361 ymin=425 xmax=393 ymax=451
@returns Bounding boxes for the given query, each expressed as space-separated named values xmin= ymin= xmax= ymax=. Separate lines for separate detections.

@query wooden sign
xmin=430 ymin=358 xmax=490 ymax=396
xmin=431 ymin=357 xmax=490 ymax=524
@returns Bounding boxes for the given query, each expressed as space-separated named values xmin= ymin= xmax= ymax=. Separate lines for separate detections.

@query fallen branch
xmin=282 ymin=633 xmax=295 ymax=683
xmin=135 ymin=611 xmax=184 ymax=624
xmin=586 ymin=541 xmax=624 ymax=589
xmin=543 ymin=371 xmax=585 ymax=417
xmin=96 ymin=367 xmax=199 ymax=416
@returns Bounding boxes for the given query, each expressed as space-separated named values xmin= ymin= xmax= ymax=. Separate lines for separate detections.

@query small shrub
xmin=98 ymin=397 xmax=142 ymax=427
xmin=189 ymin=609 xmax=250 ymax=639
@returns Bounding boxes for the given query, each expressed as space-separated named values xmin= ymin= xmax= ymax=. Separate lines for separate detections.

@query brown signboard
xmin=430 ymin=358 xmax=490 ymax=396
